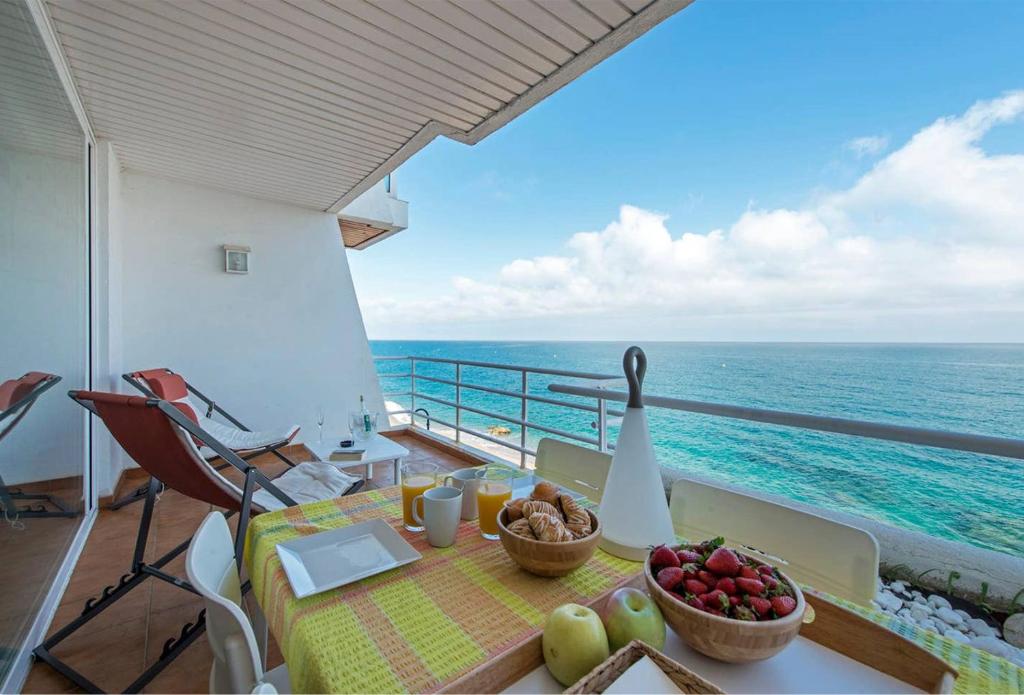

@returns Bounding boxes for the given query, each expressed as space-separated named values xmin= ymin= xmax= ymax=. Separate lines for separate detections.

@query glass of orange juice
xmin=402 ymin=461 xmax=439 ymax=532
xmin=475 ymin=467 xmax=515 ymax=540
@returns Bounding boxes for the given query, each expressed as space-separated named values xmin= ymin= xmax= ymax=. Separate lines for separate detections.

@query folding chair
xmin=112 ymin=368 xmax=302 ymax=510
xmin=0 ymin=372 xmax=77 ymax=521
xmin=534 ymin=437 xmax=612 ymax=502
xmin=34 ymin=390 xmax=363 ymax=693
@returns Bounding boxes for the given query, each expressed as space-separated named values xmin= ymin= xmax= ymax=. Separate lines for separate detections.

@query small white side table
xmin=305 ymin=433 xmax=409 ymax=483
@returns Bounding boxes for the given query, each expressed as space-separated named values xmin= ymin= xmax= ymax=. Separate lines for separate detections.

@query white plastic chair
xmin=669 ymin=478 xmax=879 ymax=605
xmin=186 ymin=512 xmax=290 ymax=694
xmin=534 ymin=438 xmax=613 ymax=502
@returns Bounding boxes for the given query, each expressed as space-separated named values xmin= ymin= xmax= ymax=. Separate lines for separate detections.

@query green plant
xmin=945 ymin=570 xmax=961 ymax=594
xmin=1011 ymin=587 xmax=1024 ymax=612
xmin=916 ymin=568 xmax=941 ymax=584
xmin=977 ymin=582 xmax=993 ymax=614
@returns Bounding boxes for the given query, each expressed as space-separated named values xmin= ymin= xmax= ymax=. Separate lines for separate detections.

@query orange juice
xmin=402 ymin=474 xmax=436 ymax=531
xmin=477 ymin=481 xmax=512 ymax=539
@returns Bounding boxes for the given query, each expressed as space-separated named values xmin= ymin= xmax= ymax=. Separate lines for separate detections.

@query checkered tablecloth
xmin=245 ymin=487 xmax=1024 ymax=694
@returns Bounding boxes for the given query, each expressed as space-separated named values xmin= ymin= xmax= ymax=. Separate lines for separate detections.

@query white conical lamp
xmin=597 ymin=346 xmax=676 ymax=560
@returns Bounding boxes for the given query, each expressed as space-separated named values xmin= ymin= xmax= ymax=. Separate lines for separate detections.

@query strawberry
xmin=677 ymin=549 xmax=703 ymax=564
xmin=651 ymin=545 xmax=681 ymax=569
xmin=734 ymin=605 xmax=758 ymax=621
xmin=704 ymin=607 xmax=726 ymax=617
xmin=756 ymin=564 xmax=774 ymax=576
xmin=669 ymin=591 xmax=687 ymax=603
xmin=684 ymin=579 xmax=708 ymax=595
xmin=739 ymin=565 xmax=760 ymax=580
xmin=771 ymin=595 xmax=797 ymax=617
xmin=697 ymin=570 xmax=719 ymax=587
xmin=729 ymin=595 xmax=741 ymax=607
xmin=763 ymin=576 xmax=780 ymax=592
xmin=681 ymin=563 xmax=701 ymax=580
xmin=716 ymin=577 xmax=737 ymax=595
xmin=747 ymin=596 xmax=772 ymax=618
xmin=735 ymin=577 xmax=766 ymax=596
xmin=705 ymin=547 xmax=742 ymax=577
xmin=700 ymin=589 xmax=730 ymax=612
xmin=656 ymin=566 xmax=685 ymax=592
xmin=685 ymin=596 xmax=705 ymax=610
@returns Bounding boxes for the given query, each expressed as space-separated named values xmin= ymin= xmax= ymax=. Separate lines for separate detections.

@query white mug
xmin=443 ymin=468 xmax=481 ymax=520
xmin=411 ymin=486 xmax=463 ymax=548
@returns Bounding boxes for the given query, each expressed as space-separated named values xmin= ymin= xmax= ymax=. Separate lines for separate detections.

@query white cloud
xmin=845 ymin=135 xmax=890 ymax=158
xmin=364 ymin=92 xmax=1024 ymax=339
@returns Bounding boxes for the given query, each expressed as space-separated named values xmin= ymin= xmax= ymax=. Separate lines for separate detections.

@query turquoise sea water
xmin=372 ymin=341 xmax=1024 ymax=557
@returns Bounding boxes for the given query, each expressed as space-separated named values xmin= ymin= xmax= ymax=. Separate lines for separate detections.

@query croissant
xmin=528 ymin=512 xmax=574 ymax=543
xmin=566 ymin=522 xmax=592 ymax=539
xmin=559 ymin=494 xmax=591 ymax=530
xmin=521 ymin=499 xmax=559 ymax=519
xmin=504 ymin=497 xmax=527 ymax=522
xmin=507 ymin=518 xmax=536 ymax=539
xmin=530 ymin=481 xmax=560 ymax=507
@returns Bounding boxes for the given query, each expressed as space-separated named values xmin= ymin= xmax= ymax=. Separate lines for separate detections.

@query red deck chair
xmin=114 ymin=368 xmax=302 ymax=509
xmin=35 ymin=390 xmax=362 ymax=693
xmin=0 ymin=372 xmax=77 ymax=521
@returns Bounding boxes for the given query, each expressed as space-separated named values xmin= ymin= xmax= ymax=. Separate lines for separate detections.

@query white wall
xmin=101 ymin=170 xmax=384 ymax=494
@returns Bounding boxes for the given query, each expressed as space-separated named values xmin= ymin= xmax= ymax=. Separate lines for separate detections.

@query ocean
xmin=372 ymin=341 xmax=1024 ymax=557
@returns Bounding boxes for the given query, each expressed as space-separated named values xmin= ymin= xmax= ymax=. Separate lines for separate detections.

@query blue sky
xmin=350 ymin=0 xmax=1024 ymax=341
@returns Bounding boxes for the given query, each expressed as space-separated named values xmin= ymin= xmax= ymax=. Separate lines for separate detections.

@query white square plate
xmin=275 ymin=519 xmax=421 ymax=599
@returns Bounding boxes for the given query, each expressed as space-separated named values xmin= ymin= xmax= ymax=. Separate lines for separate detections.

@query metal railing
xmin=547 ymin=383 xmax=1024 ymax=461
xmin=377 ymin=355 xmax=1024 ymax=468
xmin=374 ymin=356 xmax=623 ymax=465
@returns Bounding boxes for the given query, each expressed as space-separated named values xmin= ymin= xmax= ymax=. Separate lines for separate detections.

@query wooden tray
xmin=565 ymin=640 xmax=724 ymax=694
xmin=440 ymin=576 xmax=957 ymax=694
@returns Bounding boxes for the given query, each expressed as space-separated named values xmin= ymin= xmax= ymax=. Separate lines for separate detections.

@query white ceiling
xmin=43 ymin=0 xmax=690 ymax=211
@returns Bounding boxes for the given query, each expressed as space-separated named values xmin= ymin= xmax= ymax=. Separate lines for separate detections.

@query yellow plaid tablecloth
xmin=246 ymin=488 xmax=1024 ymax=694
xmin=243 ymin=486 xmax=639 ymax=693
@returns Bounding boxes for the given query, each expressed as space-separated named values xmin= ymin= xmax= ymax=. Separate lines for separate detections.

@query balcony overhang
xmin=40 ymin=0 xmax=693 ymax=213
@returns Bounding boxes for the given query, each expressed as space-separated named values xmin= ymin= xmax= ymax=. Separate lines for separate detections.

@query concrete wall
xmin=96 ymin=169 xmax=384 ymax=495
xmin=0 ymin=145 xmax=88 ymax=486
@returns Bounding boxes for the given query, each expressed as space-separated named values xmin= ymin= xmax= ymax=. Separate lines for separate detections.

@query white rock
xmin=954 ymin=608 xmax=971 ymax=621
xmin=936 ymin=607 xmax=964 ymax=627
xmin=890 ymin=580 xmax=907 ymax=594
xmin=932 ymin=621 xmax=947 ymax=635
xmin=918 ymin=619 xmax=938 ymax=633
xmin=970 ymin=635 xmax=1011 ymax=658
xmin=967 ymin=618 xmax=995 ymax=637
xmin=876 ymin=591 xmax=903 ymax=613
xmin=913 ymin=595 xmax=928 ymax=605
xmin=910 ymin=605 xmax=932 ymax=622
xmin=1004 ymin=613 xmax=1024 ymax=649
xmin=945 ymin=629 xmax=970 ymax=644
xmin=911 ymin=590 xmax=923 ymax=599
xmin=927 ymin=594 xmax=952 ymax=611
xmin=897 ymin=608 xmax=913 ymax=621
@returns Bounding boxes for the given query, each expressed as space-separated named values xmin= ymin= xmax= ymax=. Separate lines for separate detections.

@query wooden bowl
xmin=644 ymin=546 xmax=805 ymax=663
xmin=497 ymin=508 xmax=601 ymax=577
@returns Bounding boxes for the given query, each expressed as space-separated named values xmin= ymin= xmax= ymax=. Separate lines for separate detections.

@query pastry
xmin=530 ymin=481 xmax=561 ymax=507
xmin=558 ymin=494 xmax=591 ymax=532
xmin=504 ymin=497 xmax=527 ymax=522
xmin=521 ymin=499 xmax=559 ymax=519
xmin=528 ymin=512 xmax=574 ymax=543
xmin=507 ymin=518 xmax=536 ymax=539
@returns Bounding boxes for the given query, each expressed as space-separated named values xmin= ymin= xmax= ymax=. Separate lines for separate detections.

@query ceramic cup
xmin=443 ymin=468 xmax=481 ymax=520
xmin=411 ymin=486 xmax=463 ymax=548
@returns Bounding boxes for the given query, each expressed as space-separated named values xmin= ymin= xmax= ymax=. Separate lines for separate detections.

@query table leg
xmin=365 ymin=462 xmax=373 ymax=480
xmin=394 ymin=457 xmax=402 ymax=485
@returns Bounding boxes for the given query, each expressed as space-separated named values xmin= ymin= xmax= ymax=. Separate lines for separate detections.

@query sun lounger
xmin=34 ymin=389 xmax=362 ymax=692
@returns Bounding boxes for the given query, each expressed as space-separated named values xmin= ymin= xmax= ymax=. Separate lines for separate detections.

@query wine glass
xmin=315 ymin=405 xmax=325 ymax=444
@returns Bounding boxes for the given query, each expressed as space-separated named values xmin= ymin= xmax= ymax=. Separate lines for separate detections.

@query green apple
xmin=542 ymin=603 xmax=610 ymax=686
xmin=600 ymin=587 xmax=666 ymax=651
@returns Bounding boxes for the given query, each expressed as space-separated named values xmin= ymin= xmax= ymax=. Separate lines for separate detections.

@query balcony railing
xmin=376 ymin=354 xmax=1024 ymax=466
xmin=374 ymin=355 xmax=624 ymax=466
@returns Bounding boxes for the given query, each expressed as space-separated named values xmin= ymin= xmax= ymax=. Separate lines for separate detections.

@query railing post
xmin=410 ymin=357 xmax=417 ymax=428
xmin=455 ymin=362 xmax=462 ymax=444
xmin=520 ymin=370 xmax=528 ymax=468
xmin=597 ymin=396 xmax=608 ymax=452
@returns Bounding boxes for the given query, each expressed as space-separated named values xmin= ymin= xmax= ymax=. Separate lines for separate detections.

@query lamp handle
xmin=623 ymin=346 xmax=647 ymax=409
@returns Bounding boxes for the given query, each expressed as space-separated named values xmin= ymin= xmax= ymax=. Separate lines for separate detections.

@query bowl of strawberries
xmin=643 ymin=539 xmax=805 ymax=663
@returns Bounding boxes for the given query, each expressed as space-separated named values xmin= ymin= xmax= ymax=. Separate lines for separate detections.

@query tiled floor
xmin=23 ymin=433 xmax=473 ymax=694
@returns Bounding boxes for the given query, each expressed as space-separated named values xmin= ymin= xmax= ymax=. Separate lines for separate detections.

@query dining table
xmin=244 ymin=484 xmax=1024 ymax=695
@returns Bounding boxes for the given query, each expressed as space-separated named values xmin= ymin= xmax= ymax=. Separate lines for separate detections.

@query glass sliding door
xmin=0 ymin=0 xmax=89 ymax=684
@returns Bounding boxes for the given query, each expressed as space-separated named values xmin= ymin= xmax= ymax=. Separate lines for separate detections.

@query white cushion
xmin=251 ymin=462 xmax=359 ymax=511
xmin=172 ymin=396 xmax=298 ymax=458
